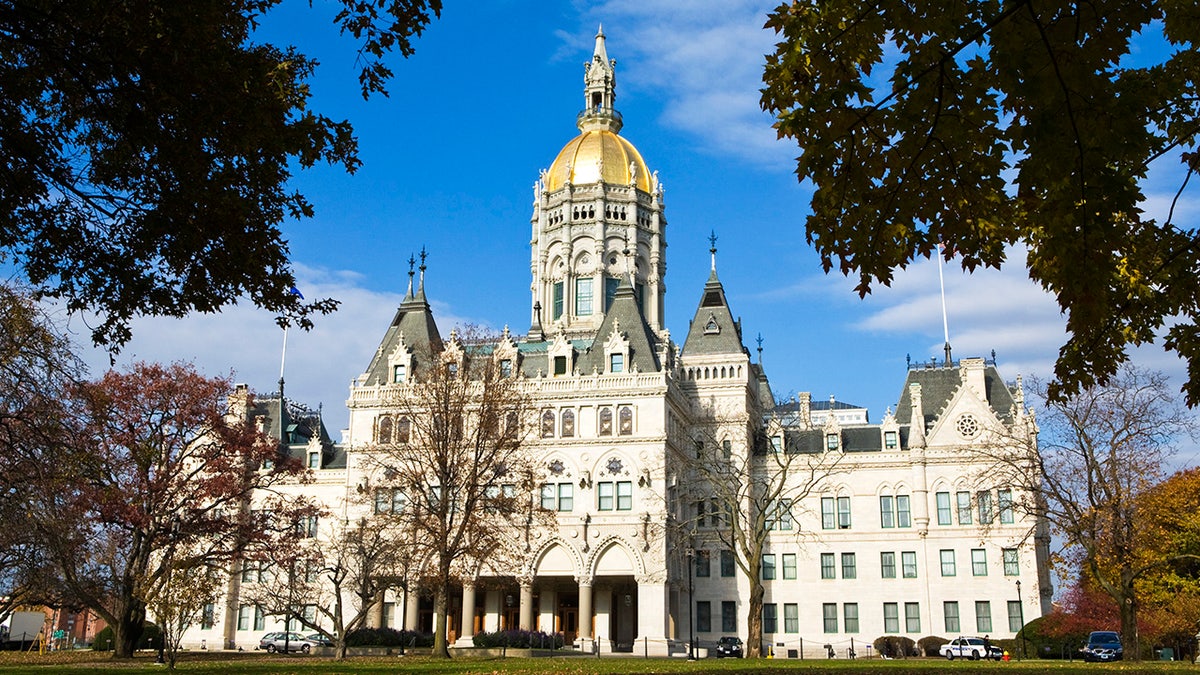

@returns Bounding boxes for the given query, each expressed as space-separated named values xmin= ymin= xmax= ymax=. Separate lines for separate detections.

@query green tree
xmin=762 ymin=0 xmax=1200 ymax=404
xmin=0 ymin=0 xmax=440 ymax=348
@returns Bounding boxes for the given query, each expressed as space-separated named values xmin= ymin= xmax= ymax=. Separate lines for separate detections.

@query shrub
xmin=873 ymin=635 xmax=916 ymax=658
xmin=917 ymin=635 xmax=948 ymax=656
xmin=472 ymin=629 xmax=564 ymax=649
xmin=91 ymin=623 xmax=162 ymax=651
xmin=344 ymin=627 xmax=432 ymax=647
xmin=1020 ymin=615 xmax=1088 ymax=659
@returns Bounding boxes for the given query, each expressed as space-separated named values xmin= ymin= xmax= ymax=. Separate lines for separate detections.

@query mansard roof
xmin=682 ymin=270 xmax=749 ymax=357
xmin=361 ymin=289 xmax=443 ymax=386
xmin=250 ymin=396 xmax=345 ymax=469
xmin=894 ymin=361 xmax=1017 ymax=429
xmin=577 ymin=275 xmax=661 ymax=373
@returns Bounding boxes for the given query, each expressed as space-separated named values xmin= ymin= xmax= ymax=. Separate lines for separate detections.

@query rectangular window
xmin=826 ymin=433 xmax=840 ymax=450
xmin=696 ymin=601 xmax=711 ymax=632
xmin=972 ymin=548 xmax=988 ymax=576
xmin=1003 ymin=548 xmax=1020 ymax=576
xmin=881 ymin=552 xmax=896 ymax=578
xmin=884 ymin=430 xmax=898 ymax=449
xmin=201 ymin=603 xmax=215 ymax=630
xmin=609 ymin=353 xmax=623 ymax=373
xmin=823 ymin=603 xmax=838 ymax=633
xmin=880 ymin=496 xmax=895 ymax=528
xmin=541 ymin=483 xmax=556 ymax=510
xmin=905 ymin=602 xmax=921 ymax=633
xmin=820 ymin=553 xmax=836 ymax=579
xmin=696 ymin=551 xmax=710 ymax=577
xmin=237 ymin=604 xmax=251 ymax=631
xmin=770 ymin=436 xmax=782 ymax=453
xmin=999 ymin=488 xmax=1014 ymax=524
xmin=241 ymin=560 xmax=256 ymax=583
xmin=902 ymin=551 xmax=918 ymax=578
xmin=940 ymin=549 xmax=956 ymax=576
xmin=778 ymin=498 xmax=794 ymax=530
xmin=784 ymin=603 xmax=799 ymax=633
xmin=841 ymin=552 xmax=857 ymax=579
xmin=720 ymin=550 xmax=735 ymax=577
xmin=821 ymin=497 xmax=835 ymax=530
xmin=500 ymin=359 xmax=512 ymax=378
xmin=557 ymin=483 xmax=573 ymax=511
xmin=552 ymin=281 xmax=564 ymax=320
xmin=844 ymin=603 xmax=859 ymax=633
xmin=553 ymin=355 xmax=567 ymax=375
xmin=764 ymin=603 xmax=778 ymax=633
xmin=782 ymin=553 xmax=797 ymax=580
xmin=944 ymin=601 xmax=961 ymax=633
xmin=897 ymin=495 xmax=911 ymax=528
xmin=936 ymin=492 xmax=952 ymax=525
xmin=575 ymin=278 xmax=593 ymax=315
xmin=392 ymin=364 xmax=406 ymax=383
xmin=722 ymin=601 xmax=737 ymax=632
xmin=597 ymin=482 xmax=614 ymax=510
xmin=957 ymin=491 xmax=973 ymax=524
xmin=605 ymin=276 xmax=620 ymax=308
xmin=978 ymin=491 xmax=993 ymax=523
xmin=722 ymin=439 xmax=732 ymax=460
xmin=883 ymin=603 xmax=899 ymax=633
xmin=762 ymin=554 xmax=776 ymax=581
xmin=308 ymin=451 xmax=321 ymax=469
xmin=1008 ymin=600 xmax=1023 ymax=632
xmin=976 ymin=601 xmax=993 ymax=632
xmin=253 ymin=605 xmax=265 ymax=631
xmin=837 ymin=496 xmax=852 ymax=529
xmin=616 ymin=481 xmax=632 ymax=510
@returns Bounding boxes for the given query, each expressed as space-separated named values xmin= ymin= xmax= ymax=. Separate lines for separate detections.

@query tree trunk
xmin=745 ymin=581 xmax=764 ymax=658
xmin=112 ymin=601 xmax=147 ymax=658
xmin=432 ymin=585 xmax=450 ymax=658
xmin=1119 ymin=588 xmax=1139 ymax=661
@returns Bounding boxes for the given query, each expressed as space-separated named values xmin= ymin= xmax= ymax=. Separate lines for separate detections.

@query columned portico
xmin=454 ymin=582 xmax=477 ymax=647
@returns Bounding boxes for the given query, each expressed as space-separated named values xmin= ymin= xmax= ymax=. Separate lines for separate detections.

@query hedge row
xmin=344 ymin=627 xmax=432 ymax=647
xmin=472 ymin=629 xmax=565 ymax=649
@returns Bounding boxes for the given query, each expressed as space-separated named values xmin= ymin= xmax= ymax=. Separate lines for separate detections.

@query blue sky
xmin=68 ymin=1 xmax=1196 ymax=461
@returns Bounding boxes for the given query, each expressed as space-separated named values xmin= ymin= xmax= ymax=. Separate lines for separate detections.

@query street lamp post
xmin=686 ymin=543 xmax=696 ymax=661
xmin=1015 ymin=580 xmax=1025 ymax=659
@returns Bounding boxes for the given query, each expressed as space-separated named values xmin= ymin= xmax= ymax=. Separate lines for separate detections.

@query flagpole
xmin=938 ymin=244 xmax=952 ymax=365
xmin=279 ymin=324 xmax=288 ymax=402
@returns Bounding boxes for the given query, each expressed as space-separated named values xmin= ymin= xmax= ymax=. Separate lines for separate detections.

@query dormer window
xmin=610 ymin=353 xmax=623 ymax=373
xmin=554 ymin=356 xmax=567 ymax=376
xmin=393 ymin=365 xmax=406 ymax=383
xmin=447 ymin=362 xmax=459 ymax=378
xmin=704 ymin=315 xmax=720 ymax=334
xmin=884 ymin=431 xmax=898 ymax=449
xmin=826 ymin=433 xmax=840 ymax=451
xmin=500 ymin=359 xmax=513 ymax=378
xmin=307 ymin=451 xmax=321 ymax=469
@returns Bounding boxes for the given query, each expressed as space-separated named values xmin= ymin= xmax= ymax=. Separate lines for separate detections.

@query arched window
xmin=541 ymin=410 xmax=556 ymax=438
xmin=396 ymin=417 xmax=411 ymax=444
xmin=599 ymin=407 xmax=613 ymax=436
xmin=377 ymin=416 xmax=393 ymax=445
xmin=618 ymin=406 xmax=633 ymax=436
xmin=561 ymin=409 xmax=575 ymax=438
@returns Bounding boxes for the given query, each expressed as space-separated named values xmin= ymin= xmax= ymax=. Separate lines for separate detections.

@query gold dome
xmin=546 ymin=129 xmax=652 ymax=193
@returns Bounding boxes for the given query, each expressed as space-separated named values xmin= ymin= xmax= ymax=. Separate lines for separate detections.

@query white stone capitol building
xmin=190 ymin=29 xmax=1052 ymax=657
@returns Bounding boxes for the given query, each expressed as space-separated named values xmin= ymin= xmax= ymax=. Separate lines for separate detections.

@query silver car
xmin=258 ymin=631 xmax=316 ymax=653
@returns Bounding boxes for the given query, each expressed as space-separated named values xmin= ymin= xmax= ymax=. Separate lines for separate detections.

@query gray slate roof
xmin=681 ymin=270 xmax=750 ymax=357
xmin=576 ymin=275 xmax=662 ymax=374
xmin=361 ymin=285 xmax=443 ymax=386
xmin=894 ymin=362 xmax=1017 ymax=429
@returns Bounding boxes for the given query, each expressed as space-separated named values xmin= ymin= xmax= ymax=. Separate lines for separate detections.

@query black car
xmin=1082 ymin=631 xmax=1123 ymax=662
xmin=714 ymin=636 xmax=743 ymax=658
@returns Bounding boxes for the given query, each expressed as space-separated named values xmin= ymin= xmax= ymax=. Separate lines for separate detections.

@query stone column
xmin=454 ymin=583 xmax=477 ymax=647
xmin=519 ymin=578 xmax=535 ymax=631
xmin=368 ymin=590 xmax=385 ymax=628
xmin=637 ymin=574 xmax=671 ymax=656
xmin=577 ymin=575 xmax=594 ymax=651
xmin=404 ymin=587 xmax=420 ymax=632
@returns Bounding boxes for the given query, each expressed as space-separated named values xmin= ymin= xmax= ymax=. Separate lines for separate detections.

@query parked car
xmin=305 ymin=633 xmax=334 ymax=647
xmin=1082 ymin=631 xmax=1123 ymax=662
xmin=257 ymin=632 xmax=316 ymax=653
xmin=714 ymin=635 xmax=743 ymax=658
xmin=940 ymin=636 xmax=1003 ymax=661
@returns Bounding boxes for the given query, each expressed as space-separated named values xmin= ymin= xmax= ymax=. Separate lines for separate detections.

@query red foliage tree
xmin=33 ymin=362 xmax=305 ymax=658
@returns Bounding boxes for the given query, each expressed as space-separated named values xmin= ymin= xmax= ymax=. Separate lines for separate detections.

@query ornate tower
xmin=529 ymin=27 xmax=667 ymax=340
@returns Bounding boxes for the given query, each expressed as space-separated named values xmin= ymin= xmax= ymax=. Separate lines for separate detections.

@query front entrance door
xmin=559 ymin=608 xmax=578 ymax=644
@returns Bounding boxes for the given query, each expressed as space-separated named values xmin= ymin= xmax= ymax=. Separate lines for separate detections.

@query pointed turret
xmin=682 ymin=234 xmax=747 ymax=357
xmin=360 ymin=249 xmax=442 ymax=386
xmin=580 ymin=25 xmax=621 ymax=133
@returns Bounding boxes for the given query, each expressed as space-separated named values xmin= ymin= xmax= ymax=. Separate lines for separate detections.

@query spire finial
xmin=406 ymin=254 xmax=416 ymax=297
xmin=709 ymin=230 xmax=718 ymax=272
xmin=756 ymin=332 xmax=763 ymax=365
xmin=418 ymin=246 xmax=427 ymax=292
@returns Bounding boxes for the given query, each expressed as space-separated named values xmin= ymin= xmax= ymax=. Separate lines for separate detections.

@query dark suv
xmin=714 ymin=636 xmax=743 ymax=658
xmin=1082 ymin=631 xmax=1122 ymax=662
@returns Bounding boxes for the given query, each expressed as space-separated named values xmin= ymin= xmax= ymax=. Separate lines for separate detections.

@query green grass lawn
xmin=0 ymin=651 xmax=1194 ymax=675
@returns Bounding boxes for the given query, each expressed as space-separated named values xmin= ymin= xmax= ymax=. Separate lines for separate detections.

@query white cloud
xmin=569 ymin=1 xmax=793 ymax=167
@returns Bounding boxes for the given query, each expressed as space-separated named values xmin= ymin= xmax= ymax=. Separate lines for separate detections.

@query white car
xmin=940 ymin=636 xmax=1002 ymax=661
